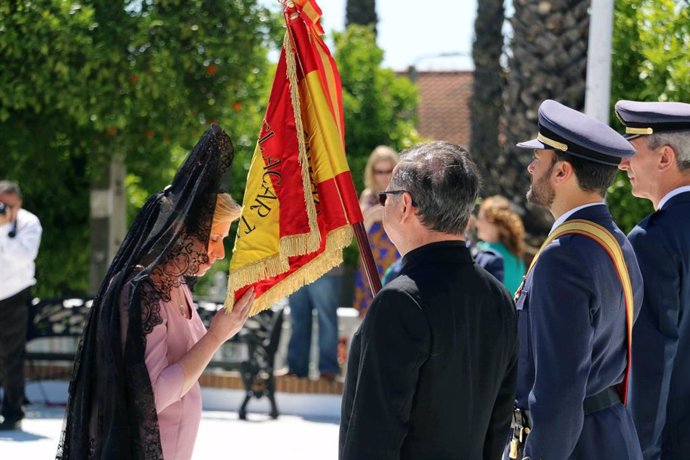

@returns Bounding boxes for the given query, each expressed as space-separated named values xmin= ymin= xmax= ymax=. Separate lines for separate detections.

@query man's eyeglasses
xmin=378 ymin=190 xmax=417 ymax=207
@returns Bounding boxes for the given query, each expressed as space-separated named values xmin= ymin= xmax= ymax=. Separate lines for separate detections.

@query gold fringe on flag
xmin=245 ymin=225 xmax=354 ymax=316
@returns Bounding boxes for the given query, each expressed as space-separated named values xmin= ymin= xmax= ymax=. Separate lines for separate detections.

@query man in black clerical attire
xmin=339 ymin=141 xmax=517 ymax=460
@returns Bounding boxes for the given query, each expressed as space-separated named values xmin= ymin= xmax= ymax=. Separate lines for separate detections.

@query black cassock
xmin=340 ymin=240 xmax=517 ymax=460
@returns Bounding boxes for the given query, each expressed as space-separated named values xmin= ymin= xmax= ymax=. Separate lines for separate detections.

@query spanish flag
xmin=227 ymin=0 xmax=363 ymax=315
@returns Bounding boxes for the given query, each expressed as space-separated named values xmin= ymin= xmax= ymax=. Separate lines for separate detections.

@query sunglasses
xmin=378 ymin=190 xmax=417 ymax=207
xmin=373 ymin=168 xmax=394 ymax=175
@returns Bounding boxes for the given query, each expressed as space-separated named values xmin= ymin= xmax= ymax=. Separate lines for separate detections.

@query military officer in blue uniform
xmin=616 ymin=100 xmax=690 ymax=460
xmin=504 ymin=100 xmax=645 ymax=460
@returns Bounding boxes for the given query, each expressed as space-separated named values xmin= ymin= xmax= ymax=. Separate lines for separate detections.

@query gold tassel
xmin=247 ymin=246 xmax=345 ymax=316
xmin=225 ymin=255 xmax=289 ymax=310
xmin=280 ymin=232 xmax=321 ymax=258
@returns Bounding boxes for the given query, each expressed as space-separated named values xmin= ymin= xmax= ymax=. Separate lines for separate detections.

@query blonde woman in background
xmin=352 ymin=146 xmax=400 ymax=316
xmin=475 ymin=195 xmax=526 ymax=296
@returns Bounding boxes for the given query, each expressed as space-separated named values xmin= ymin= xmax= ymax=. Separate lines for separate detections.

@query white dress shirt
xmin=549 ymin=201 xmax=606 ymax=235
xmin=657 ymin=185 xmax=690 ymax=210
xmin=0 ymin=208 xmax=42 ymax=300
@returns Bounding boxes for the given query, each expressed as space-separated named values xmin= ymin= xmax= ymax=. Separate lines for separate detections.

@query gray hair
xmin=0 ymin=180 xmax=21 ymax=198
xmin=392 ymin=141 xmax=480 ymax=234
xmin=646 ymin=131 xmax=690 ymax=171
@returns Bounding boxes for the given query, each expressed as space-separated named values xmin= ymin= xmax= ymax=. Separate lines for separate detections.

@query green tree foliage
xmin=500 ymin=0 xmax=591 ymax=237
xmin=334 ymin=25 xmax=420 ymax=192
xmin=0 ymin=0 xmax=280 ymax=296
xmin=607 ymin=0 xmax=689 ymax=232
xmin=332 ymin=25 xmax=420 ymax=268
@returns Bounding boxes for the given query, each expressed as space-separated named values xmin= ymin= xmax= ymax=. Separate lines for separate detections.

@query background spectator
xmin=0 ymin=180 xmax=42 ymax=431
xmin=352 ymin=146 xmax=400 ymax=316
xmin=475 ymin=195 xmax=526 ymax=295
xmin=283 ymin=268 xmax=342 ymax=381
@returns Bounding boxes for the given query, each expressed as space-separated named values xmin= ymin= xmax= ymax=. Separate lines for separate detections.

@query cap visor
xmin=624 ymin=133 xmax=642 ymax=141
xmin=516 ymin=138 xmax=545 ymax=149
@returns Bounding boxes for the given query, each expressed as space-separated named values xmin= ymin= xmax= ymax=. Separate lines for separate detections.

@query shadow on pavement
xmin=199 ymin=411 xmax=339 ymax=425
xmin=298 ymin=414 xmax=339 ymax=425
xmin=0 ymin=429 xmax=50 ymax=442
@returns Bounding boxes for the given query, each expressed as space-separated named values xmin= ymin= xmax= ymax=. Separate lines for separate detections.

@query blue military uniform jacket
xmin=508 ymin=204 xmax=644 ymax=460
xmin=474 ymin=246 xmax=505 ymax=284
xmin=628 ymin=190 xmax=690 ymax=460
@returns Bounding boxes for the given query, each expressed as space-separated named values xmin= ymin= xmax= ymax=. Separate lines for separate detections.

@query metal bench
xmin=25 ymin=296 xmax=285 ymax=418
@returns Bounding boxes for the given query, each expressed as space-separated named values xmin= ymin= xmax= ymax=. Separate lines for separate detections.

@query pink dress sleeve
xmin=144 ymin=302 xmax=186 ymax=414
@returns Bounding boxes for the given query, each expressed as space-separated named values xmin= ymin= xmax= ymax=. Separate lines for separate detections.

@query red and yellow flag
xmin=227 ymin=0 xmax=363 ymax=316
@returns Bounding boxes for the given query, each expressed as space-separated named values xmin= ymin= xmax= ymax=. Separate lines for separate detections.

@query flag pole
xmin=353 ymin=222 xmax=382 ymax=296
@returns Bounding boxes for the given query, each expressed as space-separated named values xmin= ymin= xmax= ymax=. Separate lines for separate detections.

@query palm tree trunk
xmin=470 ymin=0 xmax=505 ymax=195
xmin=346 ymin=0 xmax=377 ymax=35
xmin=500 ymin=0 xmax=591 ymax=236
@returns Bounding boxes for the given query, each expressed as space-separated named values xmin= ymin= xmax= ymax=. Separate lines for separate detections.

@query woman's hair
xmin=364 ymin=145 xmax=399 ymax=191
xmin=213 ymin=192 xmax=242 ymax=225
xmin=480 ymin=195 xmax=525 ymax=258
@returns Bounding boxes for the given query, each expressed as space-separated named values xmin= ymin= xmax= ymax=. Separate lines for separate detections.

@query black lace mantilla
xmin=57 ymin=125 xmax=234 ymax=459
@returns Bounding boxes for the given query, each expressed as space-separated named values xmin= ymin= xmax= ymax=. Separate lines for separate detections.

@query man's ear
xmin=552 ymin=160 xmax=573 ymax=184
xmin=400 ymin=192 xmax=416 ymax=221
xmin=658 ymin=144 xmax=677 ymax=172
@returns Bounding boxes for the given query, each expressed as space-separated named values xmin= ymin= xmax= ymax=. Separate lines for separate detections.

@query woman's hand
xmin=208 ymin=288 xmax=254 ymax=344
xmin=177 ymin=288 xmax=255 ymax=394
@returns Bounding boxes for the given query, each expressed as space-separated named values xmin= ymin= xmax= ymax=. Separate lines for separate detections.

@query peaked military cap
xmin=517 ymin=99 xmax=635 ymax=166
xmin=615 ymin=100 xmax=690 ymax=139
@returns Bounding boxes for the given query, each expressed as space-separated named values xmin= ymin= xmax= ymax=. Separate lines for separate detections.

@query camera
xmin=0 ymin=202 xmax=5 ymax=215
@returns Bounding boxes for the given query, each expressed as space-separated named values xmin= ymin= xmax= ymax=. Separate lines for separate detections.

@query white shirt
xmin=657 ymin=185 xmax=690 ymax=210
xmin=549 ymin=202 xmax=606 ymax=235
xmin=0 ymin=208 xmax=42 ymax=300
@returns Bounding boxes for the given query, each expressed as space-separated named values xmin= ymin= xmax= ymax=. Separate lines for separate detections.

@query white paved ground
xmin=0 ymin=383 xmax=341 ymax=459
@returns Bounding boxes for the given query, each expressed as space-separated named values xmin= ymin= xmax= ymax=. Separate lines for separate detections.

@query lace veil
xmin=57 ymin=125 xmax=234 ymax=459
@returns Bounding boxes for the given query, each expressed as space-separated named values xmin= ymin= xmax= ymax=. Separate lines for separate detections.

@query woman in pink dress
xmin=58 ymin=126 xmax=253 ymax=459
xmin=137 ymin=192 xmax=252 ymax=460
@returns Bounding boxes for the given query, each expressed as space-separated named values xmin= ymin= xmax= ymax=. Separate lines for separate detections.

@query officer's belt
xmin=583 ymin=386 xmax=622 ymax=415
xmin=516 ymin=386 xmax=622 ymax=425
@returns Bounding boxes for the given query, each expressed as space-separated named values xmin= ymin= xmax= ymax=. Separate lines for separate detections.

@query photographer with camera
xmin=0 ymin=180 xmax=42 ymax=431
